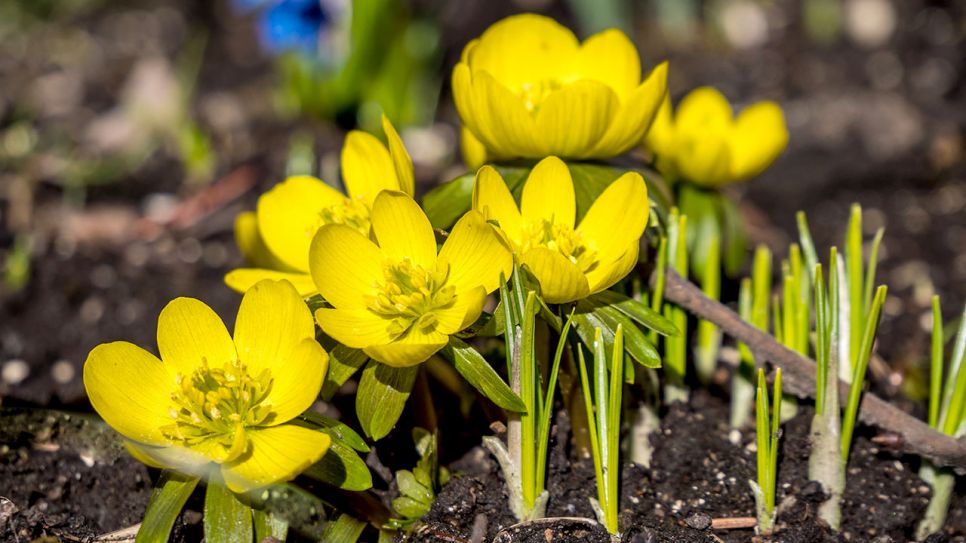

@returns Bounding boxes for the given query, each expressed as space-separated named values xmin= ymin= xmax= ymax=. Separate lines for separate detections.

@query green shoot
xmin=695 ymin=233 xmax=722 ymax=383
xmin=486 ymin=265 xmax=572 ymax=521
xmin=916 ymin=299 xmax=966 ymax=539
xmin=385 ymin=429 xmax=447 ymax=531
xmin=840 ymin=285 xmax=888 ymax=459
xmin=663 ymin=208 xmax=689 ymax=402
xmin=750 ymin=368 xmax=782 ymax=535
xmin=576 ymin=326 xmax=625 ymax=534
xmin=732 ymin=245 xmax=772 ymax=428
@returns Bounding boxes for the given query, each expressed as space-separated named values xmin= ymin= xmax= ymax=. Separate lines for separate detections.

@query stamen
xmin=521 ymin=219 xmax=599 ymax=273
xmin=162 ymin=359 xmax=274 ymax=463
xmin=366 ymin=258 xmax=457 ymax=337
xmin=316 ymin=196 xmax=371 ymax=236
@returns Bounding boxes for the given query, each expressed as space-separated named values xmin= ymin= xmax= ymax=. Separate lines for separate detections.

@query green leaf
xmin=321 ymin=513 xmax=367 ymax=543
xmin=298 ymin=412 xmax=370 ymax=452
xmin=254 ymin=509 xmax=288 ymax=542
xmin=396 ymin=470 xmax=434 ymax=503
xmin=587 ymin=290 xmax=678 ymax=336
xmin=204 ymin=482 xmax=253 ymax=543
xmin=303 ymin=439 xmax=373 ymax=491
xmin=440 ymin=337 xmax=527 ymax=412
xmin=356 ymin=361 xmax=418 ymax=440
xmin=321 ymin=345 xmax=370 ymax=401
xmin=421 ymin=166 xmax=530 ymax=229
xmin=392 ymin=496 xmax=430 ymax=519
xmin=136 ymin=471 xmax=199 ymax=543
xmin=574 ymin=304 xmax=661 ymax=368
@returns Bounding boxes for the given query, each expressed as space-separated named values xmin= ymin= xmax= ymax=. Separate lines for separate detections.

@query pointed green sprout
xmin=751 ymin=367 xmax=782 ymax=535
xmin=916 ymin=298 xmax=966 ymax=540
xmin=577 ymin=326 xmax=625 ymax=535
xmin=731 ymin=245 xmax=772 ymax=428
xmin=664 ymin=208 xmax=689 ymax=402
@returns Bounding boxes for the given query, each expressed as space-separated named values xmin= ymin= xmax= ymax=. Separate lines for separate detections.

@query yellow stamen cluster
xmin=162 ymin=359 xmax=274 ymax=463
xmin=522 ymin=219 xmax=599 ymax=273
xmin=367 ymin=259 xmax=457 ymax=337
xmin=317 ymin=197 xmax=371 ymax=236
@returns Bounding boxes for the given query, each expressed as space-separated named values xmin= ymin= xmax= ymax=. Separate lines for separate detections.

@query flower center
xmin=316 ymin=197 xmax=371 ymax=236
xmin=518 ymin=79 xmax=564 ymax=112
xmin=522 ymin=219 xmax=599 ymax=273
xmin=366 ymin=258 xmax=457 ymax=338
xmin=162 ymin=359 xmax=274 ymax=463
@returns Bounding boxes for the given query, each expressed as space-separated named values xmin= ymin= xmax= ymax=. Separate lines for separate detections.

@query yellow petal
xmin=464 ymin=13 xmax=578 ymax=93
xmin=309 ymin=224 xmax=385 ymax=310
xmin=341 ymin=130 xmax=399 ymax=204
xmin=676 ymin=131 xmax=732 ymax=186
xmin=234 ymin=212 xmax=291 ymax=271
xmin=233 ymin=279 xmax=315 ymax=376
xmin=437 ymin=210 xmax=512 ymax=294
xmin=222 ymin=425 xmax=331 ymax=493
xmin=535 ymin=80 xmax=619 ymax=158
xmin=224 ymin=268 xmax=317 ymax=297
xmin=575 ymin=28 xmax=641 ymax=100
xmin=471 ymin=70 xmax=542 ymax=158
xmin=460 ymin=126 xmax=489 ymax=170
xmin=316 ymin=308 xmax=395 ymax=349
xmin=157 ymin=297 xmax=236 ymax=375
xmin=257 ymin=176 xmax=346 ymax=272
xmin=471 ymin=165 xmax=523 ymax=242
xmin=434 ymin=286 xmax=487 ymax=335
xmin=729 ymin=101 xmax=788 ymax=182
xmin=521 ymin=247 xmax=590 ymax=304
xmin=584 ymin=244 xmax=640 ymax=295
xmin=676 ymin=86 xmax=733 ymax=130
xmin=363 ymin=329 xmax=449 ymax=368
xmin=381 ymin=115 xmax=415 ymax=197
xmin=577 ymin=172 xmax=649 ymax=263
xmin=642 ymin=89 xmax=674 ymax=157
xmin=84 ymin=342 xmax=172 ymax=445
xmin=264 ymin=338 xmax=327 ymax=424
xmin=591 ymin=62 xmax=668 ymax=157
xmin=520 ymin=156 xmax=575 ymax=229
xmin=370 ymin=191 xmax=437 ymax=269
xmin=125 ymin=441 xmax=216 ymax=476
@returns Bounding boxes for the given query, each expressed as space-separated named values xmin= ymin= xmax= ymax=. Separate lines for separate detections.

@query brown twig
xmin=710 ymin=517 xmax=757 ymax=530
xmin=658 ymin=270 xmax=966 ymax=471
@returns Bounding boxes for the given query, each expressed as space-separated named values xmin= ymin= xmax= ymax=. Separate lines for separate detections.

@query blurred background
xmin=0 ymin=0 xmax=963 ymax=412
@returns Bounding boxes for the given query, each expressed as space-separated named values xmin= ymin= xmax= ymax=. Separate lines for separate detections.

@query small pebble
xmin=2 ymin=359 xmax=29 ymax=385
xmin=685 ymin=512 xmax=712 ymax=530
xmin=51 ymin=360 xmax=75 ymax=384
xmin=728 ymin=429 xmax=742 ymax=445
xmin=801 ymin=480 xmax=828 ymax=503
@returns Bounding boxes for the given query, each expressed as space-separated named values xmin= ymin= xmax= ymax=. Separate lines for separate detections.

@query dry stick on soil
xmin=657 ymin=270 xmax=966 ymax=470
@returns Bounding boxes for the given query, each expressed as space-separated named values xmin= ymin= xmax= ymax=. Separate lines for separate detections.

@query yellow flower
xmin=452 ymin=13 xmax=668 ymax=167
xmin=643 ymin=86 xmax=788 ymax=187
xmin=225 ymin=115 xmax=414 ymax=296
xmin=472 ymin=156 xmax=649 ymax=304
xmin=310 ymin=191 xmax=512 ymax=367
xmin=84 ymin=279 xmax=330 ymax=493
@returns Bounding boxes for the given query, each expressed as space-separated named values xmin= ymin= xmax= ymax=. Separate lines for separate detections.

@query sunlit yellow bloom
xmin=643 ymin=86 xmax=788 ymax=187
xmin=84 ymin=280 xmax=330 ymax=492
xmin=452 ymin=13 xmax=668 ymax=167
xmin=472 ymin=157 xmax=649 ymax=304
xmin=225 ymin=115 xmax=415 ymax=296
xmin=310 ymin=191 xmax=512 ymax=367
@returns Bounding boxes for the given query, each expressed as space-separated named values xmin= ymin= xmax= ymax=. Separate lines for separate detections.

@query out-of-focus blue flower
xmin=231 ymin=0 xmax=273 ymax=14
xmin=258 ymin=0 xmax=327 ymax=56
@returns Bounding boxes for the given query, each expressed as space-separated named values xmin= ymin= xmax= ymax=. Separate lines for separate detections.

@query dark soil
xmin=414 ymin=390 xmax=959 ymax=542
xmin=0 ymin=0 xmax=963 ymax=541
